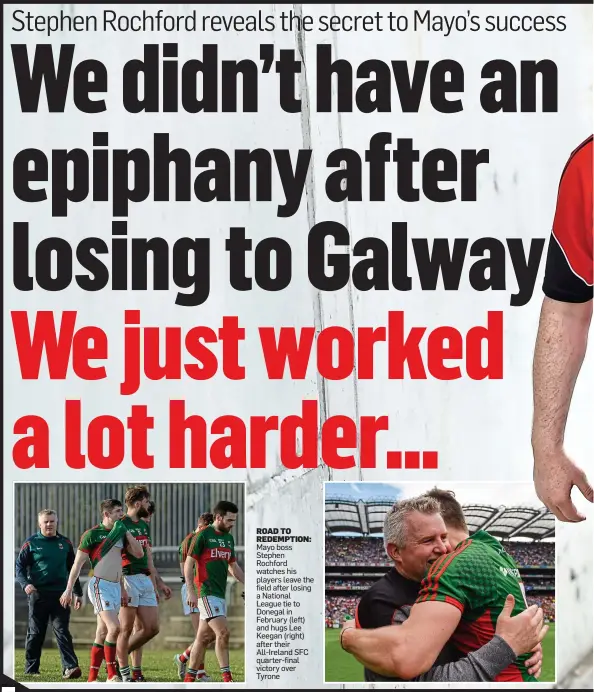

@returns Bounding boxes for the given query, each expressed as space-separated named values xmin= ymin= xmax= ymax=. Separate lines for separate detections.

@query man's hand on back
xmin=495 ymin=595 xmax=549 ymax=656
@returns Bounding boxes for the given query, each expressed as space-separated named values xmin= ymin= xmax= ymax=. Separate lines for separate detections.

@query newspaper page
xmin=3 ymin=3 xmax=593 ymax=689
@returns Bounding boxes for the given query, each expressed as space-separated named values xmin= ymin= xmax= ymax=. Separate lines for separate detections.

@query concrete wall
xmin=4 ymin=3 xmax=592 ymax=688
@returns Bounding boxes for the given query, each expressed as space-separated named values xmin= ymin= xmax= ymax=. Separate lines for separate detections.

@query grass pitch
xmin=14 ymin=647 xmax=245 ymax=683
xmin=325 ymin=623 xmax=556 ymax=683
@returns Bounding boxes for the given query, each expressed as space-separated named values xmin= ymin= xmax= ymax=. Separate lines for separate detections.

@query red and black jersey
xmin=355 ymin=567 xmax=459 ymax=682
xmin=543 ymin=136 xmax=593 ymax=303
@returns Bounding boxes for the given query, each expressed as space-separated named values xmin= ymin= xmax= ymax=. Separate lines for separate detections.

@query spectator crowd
xmin=325 ymin=593 xmax=556 ymax=627
xmin=325 ymin=536 xmax=555 ymax=628
xmin=326 ymin=579 xmax=374 ymax=590
xmin=326 ymin=536 xmax=554 ymax=567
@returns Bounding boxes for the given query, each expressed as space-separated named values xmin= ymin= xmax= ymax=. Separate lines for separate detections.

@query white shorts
xmin=88 ymin=576 xmax=120 ymax=615
xmin=198 ymin=595 xmax=226 ymax=621
xmin=123 ymin=574 xmax=158 ymax=608
xmin=181 ymin=583 xmax=200 ymax=616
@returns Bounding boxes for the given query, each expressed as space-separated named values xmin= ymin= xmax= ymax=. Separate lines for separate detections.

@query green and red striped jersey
xmin=416 ymin=530 xmax=537 ymax=683
xmin=78 ymin=521 xmax=127 ymax=569
xmin=121 ymin=515 xmax=151 ymax=575
xmin=188 ymin=525 xmax=236 ymax=599
xmin=179 ymin=530 xmax=198 ymax=563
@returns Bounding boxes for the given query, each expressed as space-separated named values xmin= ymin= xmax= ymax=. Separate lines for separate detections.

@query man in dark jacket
xmin=15 ymin=508 xmax=82 ymax=678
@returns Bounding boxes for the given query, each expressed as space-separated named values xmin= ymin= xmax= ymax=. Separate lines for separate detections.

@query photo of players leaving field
xmin=324 ymin=482 xmax=555 ymax=684
xmin=13 ymin=482 xmax=245 ymax=683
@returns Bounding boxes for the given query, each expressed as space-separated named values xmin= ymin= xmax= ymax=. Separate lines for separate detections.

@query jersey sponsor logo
xmin=210 ymin=547 xmax=232 ymax=560
xmin=499 ymin=566 xmax=520 ymax=579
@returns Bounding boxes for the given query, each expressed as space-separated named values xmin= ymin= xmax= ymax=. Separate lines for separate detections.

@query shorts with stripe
xmin=198 ymin=595 xmax=226 ymax=620
xmin=88 ymin=576 xmax=120 ymax=615
xmin=181 ymin=583 xmax=200 ymax=616
xmin=123 ymin=573 xmax=158 ymax=608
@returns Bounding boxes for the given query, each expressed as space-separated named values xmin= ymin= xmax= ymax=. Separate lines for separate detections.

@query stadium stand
xmin=325 ymin=498 xmax=555 ymax=627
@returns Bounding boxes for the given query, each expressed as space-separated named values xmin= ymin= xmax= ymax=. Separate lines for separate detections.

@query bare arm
xmin=532 ymin=298 xmax=593 ymax=521
xmin=342 ymin=601 xmax=461 ymax=679
xmin=60 ymin=550 xmax=88 ymax=606
xmin=147 ymin=547 xmax=171 ymax=598
xmin=184 ymin=555 xmax=197 ymax=605
xmin=228 ymin=561 xmax=244 ymax=583
xmin=124 ymin=531 xmax=144 ymax=559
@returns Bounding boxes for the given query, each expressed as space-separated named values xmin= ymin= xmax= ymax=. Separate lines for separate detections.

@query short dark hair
xmin=147 ymin=501 xmax=156 ymax=516
xmin=213 ymin=500 xmax=238 ymax=517
xmin=124 ymin=485 xmax=150 ymax=507
xmin=100 ymin=499 xmax=122 ymax=515
xmin=199 ymin=512 xmax=214 ymax=526
xmin=424 ymin=488 xmax=468 ymax=533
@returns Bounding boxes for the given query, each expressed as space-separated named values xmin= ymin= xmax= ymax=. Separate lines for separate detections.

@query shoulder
xmin=357 ymin=573 xmax=408 ymax=628
xmin=19 ymin=535 xmax=37 ymax=551
xmin=427 ymin=538 xmax=477 ymax=579
xmin=57 ymin=533 xmax=73 ymax=545
xmin=80 ymin=524 xmax=100 ymax=539
xmin=358 ymin=571 xmax=407 ymax=610
xmin=559 ymin=136 xmax=592 ymax=184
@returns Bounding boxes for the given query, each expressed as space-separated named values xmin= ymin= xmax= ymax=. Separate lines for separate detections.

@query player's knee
xmin=146 ymin=622 xmax=160 ymax=638
xmin=197 ymin=630 xmax=211 ymax=646
xmin=120 ymin=623 xmax=134 ymax=638
xmin=216 ymin=627 xmax=230 ymax=643
xmin=107 ymin=624 xmax=121 ymax=639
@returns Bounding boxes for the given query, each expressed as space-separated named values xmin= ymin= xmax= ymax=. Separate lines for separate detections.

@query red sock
xmin=179 ymin=646 xmax=193 ymax=663
xmin=222 ymin=671 xmax=233 ymax=682
xmin=132 ymin=667 xmax=143 ymax=680
xmin=104 ymin=641 xmax=118 ymax=679
xmin=88 ymin=642 xmax=104 ymax=682
xmin=184 ymin=669 xmax=197 ymax=682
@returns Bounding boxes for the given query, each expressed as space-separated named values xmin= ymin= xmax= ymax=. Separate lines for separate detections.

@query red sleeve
xmin=543 ymin=137 xmax=593 ymax=303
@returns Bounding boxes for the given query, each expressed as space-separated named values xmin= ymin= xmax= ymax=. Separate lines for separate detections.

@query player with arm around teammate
xmin=60 ymin=499 xmax=143 ymax=683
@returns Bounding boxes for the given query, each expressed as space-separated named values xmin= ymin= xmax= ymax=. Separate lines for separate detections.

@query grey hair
xmin=383 ymin=496 xmax=440 ymax=553
xmin=38 ymin=509 xmax=57 ymax=520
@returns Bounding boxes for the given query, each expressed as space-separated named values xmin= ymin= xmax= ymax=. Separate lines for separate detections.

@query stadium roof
xmin=325 ymin=498 xmax=555 ymax=541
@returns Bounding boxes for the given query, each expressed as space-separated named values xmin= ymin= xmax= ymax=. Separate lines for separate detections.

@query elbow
xmin=390 ymin=660 xmax=426 ymax=681
xmin=386 ymin=648 xmax=431 ymax=681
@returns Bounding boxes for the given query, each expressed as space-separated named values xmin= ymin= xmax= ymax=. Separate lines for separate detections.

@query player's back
xmin=416 ymin=530 xmax=537 ymax=683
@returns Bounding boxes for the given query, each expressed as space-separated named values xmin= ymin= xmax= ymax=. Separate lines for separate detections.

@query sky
xmin=325 ymin=481 xmax=543 ymax=509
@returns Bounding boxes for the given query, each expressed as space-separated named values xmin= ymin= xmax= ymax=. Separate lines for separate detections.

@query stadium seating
xmin=325 ymin=536 xmax=554 ymax=567
xmin=325 ymin=536 xmax=555 ymax=627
